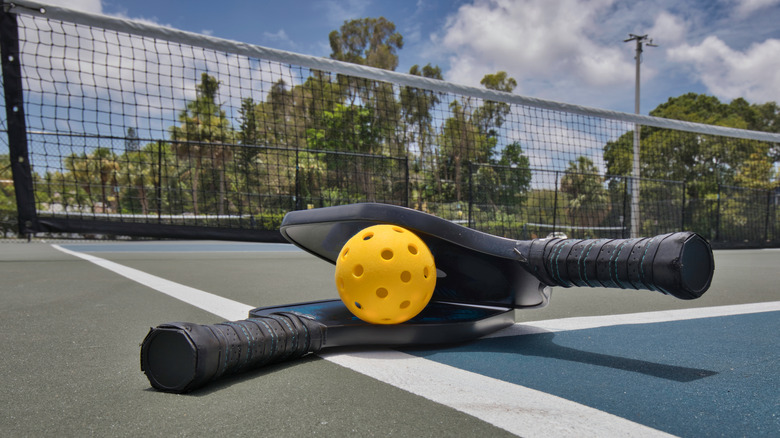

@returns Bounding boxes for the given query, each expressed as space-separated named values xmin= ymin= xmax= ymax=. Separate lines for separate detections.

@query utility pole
xmin=624 ymin=34 xmax=656 ymax=238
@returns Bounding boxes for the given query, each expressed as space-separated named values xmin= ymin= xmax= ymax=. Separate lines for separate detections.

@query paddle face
xmin=280 ymin=203 xmax=551 ymax=309
xmin=248 ymin=299 xmax=515 ymax=347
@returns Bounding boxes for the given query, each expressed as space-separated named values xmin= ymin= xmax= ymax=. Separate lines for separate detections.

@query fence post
xmin=622 ymin=177 xmax=629 ymax=238
xmin=681 ymin=180 xmax=686 ymax=231
xmin=404 ymin=157 xmax=410 ymax=208
xmin=294 ymin=148 xmax=301 ymax=210
xmin=468 ymin=162 xmax=474 ymax=228
xmin=715 ymin=183 xmax=721 ymax=242
xmin=553 ymin=171 xmax=559 ymax=235
xmin=156 ymin=140 xmax=163 ymax=221
xmin=765 ymin=189 xmax=772 ymax=245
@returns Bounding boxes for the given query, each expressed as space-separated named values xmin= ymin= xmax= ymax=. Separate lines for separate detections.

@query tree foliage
xmin=560 ymin=156 xmax=609 ymax=228
xmin=604 ymin=92 xmax=779 ymax=199
xmin=329 ymin=17 xmax=404 ymax=71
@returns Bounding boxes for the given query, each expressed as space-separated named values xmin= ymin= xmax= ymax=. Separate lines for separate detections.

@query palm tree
xmin=560 ymin=156 xmax=610 ymax=230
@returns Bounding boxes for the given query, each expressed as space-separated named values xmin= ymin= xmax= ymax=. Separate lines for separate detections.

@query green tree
xmin=437 ymin=99 xmax=494 ymax=203
xmin=306 ymin=103 xmax=386 ymax=201
xmin=474 ymin=71 xmax=517 ymax=141
xmin=496 ymin=142 xmax=532 ymax=201
xmin=560 ymin=156 xmax=609 ymax=229
xmin=604 ymin=93 xmax=778 ymax=199
xmin=329 ymin=17 xmax=404 ymax=71
xmin=64 ymin=147 xmax=120 ymax=213
xmin=329 ymin=17 xmax=404 ymax=157
xmin=118 ymin=142 xmax=179 ymax=216
xmin=169 ymin=73 xmax=235 ymax=215
xmin=473 ymin=142 xmax=533 ymax=214
xmin=400 ymin=63 xmax=443 ymax=208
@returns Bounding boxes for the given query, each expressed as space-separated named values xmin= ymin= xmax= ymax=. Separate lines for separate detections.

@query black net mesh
xmin=1 ymin=7 xmax=778 ymax=246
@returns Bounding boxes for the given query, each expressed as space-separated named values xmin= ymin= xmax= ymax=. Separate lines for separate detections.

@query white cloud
xmin=263 ymin=29 xmax=297 ymax=48
xmin=434 ymin=0 xmax=635 ymax=101
xmin=667 ymin=36 xmax=780 ymax=103
xmin=36 ymin=0 xmax=103 ymax=14
xmin=732 ymin=0 xmax=780 ymax=17
xmin=648 ymin=11 xmax=687 ymax=46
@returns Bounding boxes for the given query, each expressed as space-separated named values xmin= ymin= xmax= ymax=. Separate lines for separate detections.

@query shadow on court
xmin=407 ymin=331 xmax=718 ymax=382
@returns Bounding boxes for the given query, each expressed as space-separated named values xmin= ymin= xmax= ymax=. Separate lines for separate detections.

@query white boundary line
xmin=321 ymin=351 xmax=674 ymax=438
xmin=51 ymin=244 xmax=252 ymax=320
xmin=488 ymin=301 xmax=780 ymax=338
xmin=53 ymin=244 xmax=778 ymax=437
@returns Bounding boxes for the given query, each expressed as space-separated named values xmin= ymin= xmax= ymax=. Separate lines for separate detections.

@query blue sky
xmin=37 ymin=0 xmax=780 ymax=115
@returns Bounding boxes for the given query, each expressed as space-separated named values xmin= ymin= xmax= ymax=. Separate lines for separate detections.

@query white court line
xmin=321 ymin=350 xmax=675 ymax=438
xmin=52 ymin=244 xmax=778 ymax=437
xmin=488 ymin=301 xmax=780 ymax=338
xmin=52 ymin=244 xmax=252 ymax=320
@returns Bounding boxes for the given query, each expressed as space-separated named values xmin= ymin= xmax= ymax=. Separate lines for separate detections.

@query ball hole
xmin=353 ymin=264 xmax=364 ymax=277
xmin=400 ymin=271 xmax=411 ymax=283
xmin=381 ymin=249 xmax=393 ymax=260
xmin=408 ymin=244 xmax=418 ymax=255
xmin=341 ymin=247 xmax=350 ymax=260
xmin=423 ymin=266 xmax=429 ymax=278
xmin=400 ymin=301 xmax=410 ymax=309
xmin=392 ymin=227 xmax=404 ymax=233
xmin=337 ymin=277 xmax=345 ymax=291
xmin=354 ymin=302 xmax=362 ymax=309
xmin=362 ymin=232 xmax=374 ymax=240
xmin=376 ymin=287 xmax=388 ymax=298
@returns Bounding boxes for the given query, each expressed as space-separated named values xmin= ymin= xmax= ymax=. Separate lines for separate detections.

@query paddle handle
xmin=140 ymin=312 xmax=325 ymax=393
xmin=523 ymin=232 xmax=714 ymax=300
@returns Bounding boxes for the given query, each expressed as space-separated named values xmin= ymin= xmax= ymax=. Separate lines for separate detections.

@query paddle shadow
xmin=407 ymin=331 xmax=718 ymax=383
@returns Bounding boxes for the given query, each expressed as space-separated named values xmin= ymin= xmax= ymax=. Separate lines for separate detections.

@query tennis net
xmin=2 ymin=1 xmax=779 ymax=246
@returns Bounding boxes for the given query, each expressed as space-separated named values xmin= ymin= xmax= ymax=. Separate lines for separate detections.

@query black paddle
xmin=141 ymin=203 xmax=714 ymax=392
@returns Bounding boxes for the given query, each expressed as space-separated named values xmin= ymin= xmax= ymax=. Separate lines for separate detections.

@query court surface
xmin=1 ymin=241 xmax=778 ymax=437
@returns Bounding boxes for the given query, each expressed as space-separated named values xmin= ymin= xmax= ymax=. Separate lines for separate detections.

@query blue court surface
xmin=404 ymin=311 xmax=779 ymax=437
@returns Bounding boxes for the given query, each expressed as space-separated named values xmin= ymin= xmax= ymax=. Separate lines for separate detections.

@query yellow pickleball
xmin=335 ymin=225 xmax=436 ymax=324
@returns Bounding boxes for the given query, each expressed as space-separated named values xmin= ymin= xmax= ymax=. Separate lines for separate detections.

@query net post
xmin=1 ymin=8 xmax=38 ymax=236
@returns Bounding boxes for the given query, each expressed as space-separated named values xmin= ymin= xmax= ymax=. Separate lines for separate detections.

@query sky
xmin=31 ymin=0 xmax=780 ymax=115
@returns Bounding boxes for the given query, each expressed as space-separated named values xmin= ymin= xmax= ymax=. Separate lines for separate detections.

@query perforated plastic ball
xmin=335 ymin=224 xmax=436 ymax=324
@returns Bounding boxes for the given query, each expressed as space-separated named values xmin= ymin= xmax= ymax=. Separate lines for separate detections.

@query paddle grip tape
xmin=526 ymin=232 xmax=713 ymax=300
xmin=141 ymin=312 xmax=326 ymax=393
